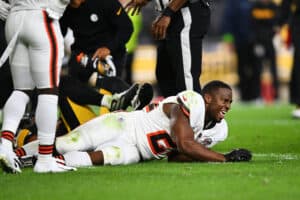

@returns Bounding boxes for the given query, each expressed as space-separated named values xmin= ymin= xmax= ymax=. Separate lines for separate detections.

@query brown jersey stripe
xmin=180 ymin=105 xmax=190 ymax=117
xmin=177 ymin=96 xmax=190 ymax=117
xmin=42 ymin=10 xmax=58 ymax=88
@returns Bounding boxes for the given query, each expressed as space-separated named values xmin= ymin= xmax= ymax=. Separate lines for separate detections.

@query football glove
xmin=224 ymin=148 xmax=252 ymax=162
xmin=76 ymin=53 xmax=116 ymax=77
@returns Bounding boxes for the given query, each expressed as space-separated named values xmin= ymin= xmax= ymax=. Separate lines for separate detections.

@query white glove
xmin=46 ymin=0 xmax=70 ymax=20
xmin=0 ymin=0 xmax=11 ymax=21
xmin=104 ymin=55 xmax=117 ymax=77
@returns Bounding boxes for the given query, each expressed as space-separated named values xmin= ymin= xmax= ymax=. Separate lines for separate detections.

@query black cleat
xmin=131 ymin=83 xmax=154 ymax=110
xmin=18 ymin=155 xmax=37 ymax=168
xmin=110 ymin=84 xmax=139 ymax=111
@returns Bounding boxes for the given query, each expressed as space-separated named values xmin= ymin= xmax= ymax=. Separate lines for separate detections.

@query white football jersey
xmin=133 ymin=90 xmax=206 ymax=160
xmin=196 ymin=119 xmax=228 ymax=148
xmin=56 ymin=90 xmax=228 ymax=165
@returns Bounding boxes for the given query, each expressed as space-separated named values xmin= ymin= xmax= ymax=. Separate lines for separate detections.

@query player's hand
xmin=0 ymin=0 xmax=11 ymax=21
xmin=224 ymin=148 xmax=252 ymax=162
xmin=92 ymin=47 xmax=111 ymax=60
xmin=124 ymin=0 xmax=148 ymax=16
xmin=151 ymin=15 xmax=171 ymax=40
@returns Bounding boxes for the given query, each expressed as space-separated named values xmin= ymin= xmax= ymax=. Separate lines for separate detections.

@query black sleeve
xmin=279 ymin=0 xmax=292 ymax=25
xmin=103 ymin=0 xmax=133 ymax=52
xmin=59 ymin=10 xmax=69 ymax=37
xmin=273 ymin=3 xmax=281 ymax=27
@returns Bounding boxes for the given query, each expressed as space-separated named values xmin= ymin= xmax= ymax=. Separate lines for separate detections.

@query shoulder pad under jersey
xmin=176 ymin=90 xmax=205 ymax=129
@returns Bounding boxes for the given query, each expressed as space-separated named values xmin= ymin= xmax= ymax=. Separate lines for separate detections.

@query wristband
xmin=162 ymin=7 xmax=175 ymax=17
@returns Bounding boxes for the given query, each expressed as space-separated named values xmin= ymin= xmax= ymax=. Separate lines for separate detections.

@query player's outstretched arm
xmin=168 ymin=104 xmax=252 ymax=162
xmin=168 ymin=150 xmax=195 ymax=162
xmin=169 ymin=104 xmax=226 ymax=162
xmin=168 ymin=148 xmax=252 ymax=163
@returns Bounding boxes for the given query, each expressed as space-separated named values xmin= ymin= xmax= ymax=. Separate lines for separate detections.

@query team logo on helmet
xmin=90 ymin=14 xmax=98 ymax=22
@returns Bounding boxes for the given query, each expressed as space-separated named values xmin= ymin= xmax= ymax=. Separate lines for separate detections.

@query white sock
xmin=1 ymin=138 xmax=13 ymax=151
xmin=101 ymin=95 xmax=112 ymax=108
xmin=63 ymin=151 xmax=92 ymax=167
xmin=22 ymin=140 xmax=39 ymax=156
xmin=2 ymin=91 xmax=29 ymax=133
xmin=35 ymin=94 xmax=58 ymax=145
xmin=38 ymin=154 xmax=52 ymax=161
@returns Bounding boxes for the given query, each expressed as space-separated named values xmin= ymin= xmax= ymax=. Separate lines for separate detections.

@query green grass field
xmin=1 ymin=103 xmax=300 ymax=200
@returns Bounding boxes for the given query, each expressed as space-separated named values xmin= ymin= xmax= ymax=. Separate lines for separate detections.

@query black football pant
xmin=155 ymin=36 xmax=203 ymax=97
xmin=290 ymin=25 xmax=300 ymax=106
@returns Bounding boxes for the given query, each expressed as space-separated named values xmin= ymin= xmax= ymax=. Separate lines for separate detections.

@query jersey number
xmin=147 ymin=130 xmax=176 ymax=157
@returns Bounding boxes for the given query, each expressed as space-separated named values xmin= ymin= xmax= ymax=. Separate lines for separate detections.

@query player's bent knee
xmin=55 ymin=132 xmax=88 ymax=154
xmin=100 ymin=146 xmax=140 ymax=166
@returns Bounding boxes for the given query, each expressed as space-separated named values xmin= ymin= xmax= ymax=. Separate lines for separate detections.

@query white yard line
xmin=253 ymin=153 xmax=300 ymax=160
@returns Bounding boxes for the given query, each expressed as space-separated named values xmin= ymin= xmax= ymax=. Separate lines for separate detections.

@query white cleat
xmin=292 ymin=109 xmax=300 ymax=119
xmin=33 ymin=156 xmax=76 ymax=173
xmin=0 ymin=145 xmax=22 ymax=174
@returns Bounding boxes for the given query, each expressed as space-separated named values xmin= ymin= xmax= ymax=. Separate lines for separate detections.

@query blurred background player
xmin=0 ymin=0 xmax=75 ymax=173
xmin=221 ymin=0 xmax=259 ymax=102
xmin=279 ymin=0 xmax=300 ymax=118
xmin=251 ymin=0 xmax=280 ymax=102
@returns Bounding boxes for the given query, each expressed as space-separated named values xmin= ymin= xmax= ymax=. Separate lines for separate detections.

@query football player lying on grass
xmin=14 ymin=80 xmax=252 ymax=170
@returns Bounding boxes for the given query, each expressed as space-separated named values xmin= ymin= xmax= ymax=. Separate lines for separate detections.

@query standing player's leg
xmin=0 ymin=12 xmax=33 ymax=173
xmin=156 ymin=40 xmax=176 ymax=97
xmin=28 ymin=11 xmax=73 ymax=173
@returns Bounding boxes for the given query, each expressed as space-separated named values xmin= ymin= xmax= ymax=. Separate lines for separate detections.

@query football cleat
xmin=131 ymin=83 xmax=154 ymax=110
xmin=292 ymin=109 xmax=300 ymax=119
xmin=18 ymin=155 xmax=37 ymax=168
xmin=110 ymin=83 xmax=139 ymax=111
xmin=0 ymin=145 xmax=22 ymax=173
xmin=33 ymin=156 xmax=76 ymax=173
